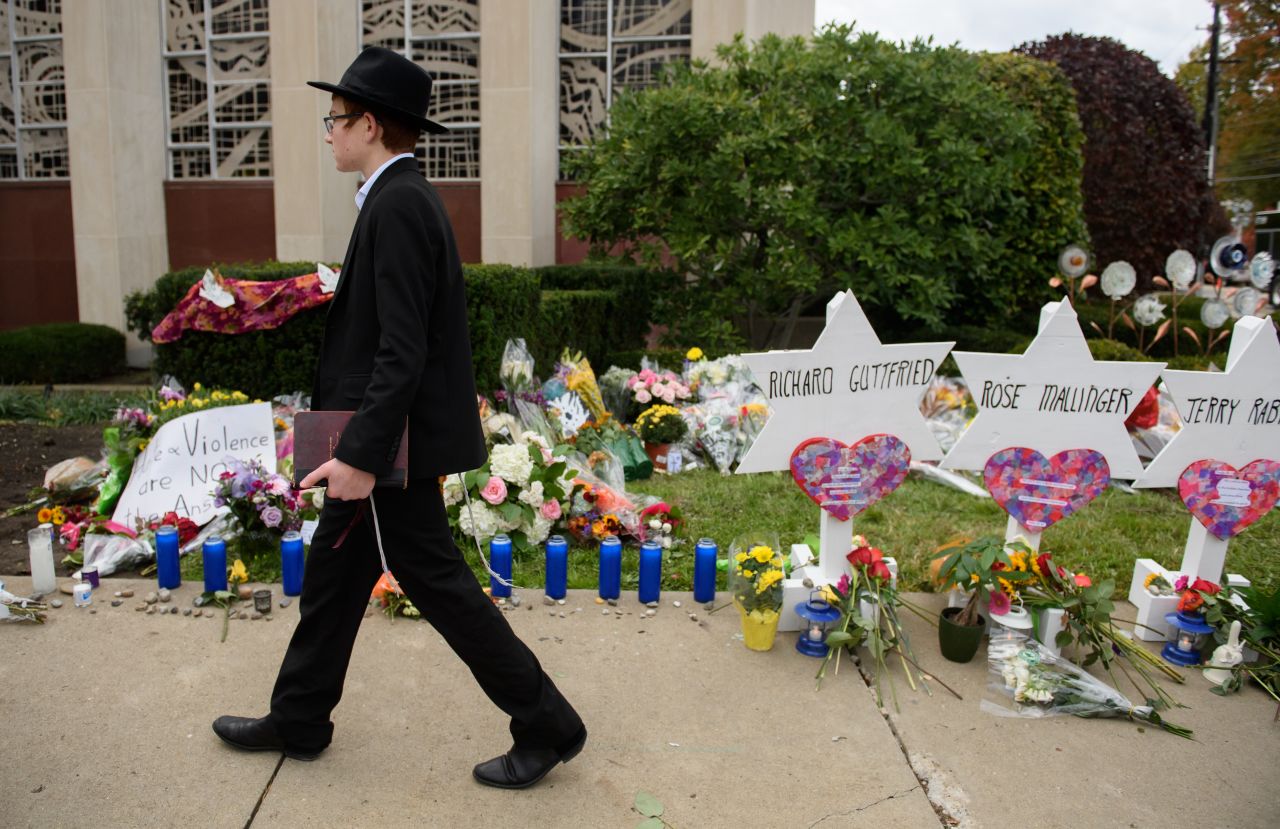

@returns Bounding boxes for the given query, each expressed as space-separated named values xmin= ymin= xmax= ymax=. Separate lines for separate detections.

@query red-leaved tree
xmin=1018 ymin=34 xmax=1223 ymax=282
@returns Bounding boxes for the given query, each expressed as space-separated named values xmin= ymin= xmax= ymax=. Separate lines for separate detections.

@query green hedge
xmin=125 ymin=261 xmax=656 ymax=398
xmin=0 ymin=323 xmax=125 ymax=384
xmin=1073 ymin=296 xmax=1278 ymax=362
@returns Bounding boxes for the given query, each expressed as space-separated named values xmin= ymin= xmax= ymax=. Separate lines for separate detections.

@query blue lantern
xmin=794 ymin=591 xmax=843 ymax=658
xmin=1161 ymin=610 xmax=1214 ymax=667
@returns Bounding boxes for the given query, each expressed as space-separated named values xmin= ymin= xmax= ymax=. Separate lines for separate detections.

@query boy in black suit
xmin=212 ymin=47 xmax=585 ymax=790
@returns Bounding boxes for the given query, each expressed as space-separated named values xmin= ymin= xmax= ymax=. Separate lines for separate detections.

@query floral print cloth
xmin=151 ymin=272 xmax=335 ymax=343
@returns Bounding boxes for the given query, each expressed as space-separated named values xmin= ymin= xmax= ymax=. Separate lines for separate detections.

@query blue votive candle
xmin=202 ymin=535 xmax=227 ymax=593
xmin=693 ymin=537 xmax=718 ymax=603
xmin=638 ymin=540 xmax=662 ymax=604
xmin=598 ymin=535 xmax=622 ymax=600
xmin=281 ymin=530 xmax=304 ymax=597
xmin=545 ymin=535 xmax=568 ymax=600
xmin=155 ymin=525 xmax=181 ymax=590
xmin=490 ymin=534 xmax=513 ymax=598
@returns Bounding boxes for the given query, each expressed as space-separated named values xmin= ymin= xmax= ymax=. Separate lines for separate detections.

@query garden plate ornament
xmin=1058 ymin=245 xmax=1089 ymax=279
xmin=789 ymin=435 xmax=910 ymax=521
xmin=1165 ymin=249 xmax=1197 ymax=290
xmin=1099 ymin=261 xmax=1136 ymax=299
xmin=983 ymin=447 xmax=1110 ymax=531
xmin=1178 ymin=459 xmax=1280 ymax=539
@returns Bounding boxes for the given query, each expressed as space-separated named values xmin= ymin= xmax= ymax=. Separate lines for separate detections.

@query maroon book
xmin=293 ymin=411 xmax=409 ymax=489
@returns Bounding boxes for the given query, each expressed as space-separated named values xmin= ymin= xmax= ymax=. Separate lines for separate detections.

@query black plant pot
xmin=938 ymin=606 xmax=986 ymax=663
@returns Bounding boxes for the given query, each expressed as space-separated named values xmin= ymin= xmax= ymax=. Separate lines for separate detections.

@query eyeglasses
xmin=322 ymin=112 xmax=366 ymax=134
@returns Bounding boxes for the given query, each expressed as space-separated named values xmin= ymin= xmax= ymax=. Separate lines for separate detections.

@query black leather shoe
xmin=472 ymin=726 xmax=587 ymax=790
xmin=212 ymin=715 xmax=321 ymax=762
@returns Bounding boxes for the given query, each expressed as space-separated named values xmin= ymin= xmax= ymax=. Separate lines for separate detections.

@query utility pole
xmin=1203 ymin=1 xmax=1222 ymax=184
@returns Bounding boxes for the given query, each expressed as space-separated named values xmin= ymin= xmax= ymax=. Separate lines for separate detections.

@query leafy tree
xmin=1176 ymin=1 xmax=1280 ymax=209
xmin=561 ymin=26 xmax=1042 ymax=350
xmin=1018 ymin=33 xmax=1220 ymax=281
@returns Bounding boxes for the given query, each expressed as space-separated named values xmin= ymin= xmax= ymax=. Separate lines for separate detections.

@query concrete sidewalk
xmin=1 ymin=579 xmax=1276 ymax=828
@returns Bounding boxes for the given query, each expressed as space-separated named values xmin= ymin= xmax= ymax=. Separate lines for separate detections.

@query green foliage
xmin=534 ymin=290 xmax=614 ymax=374
xmin=0 ymin=323 xmax=126 ymax=384
xmin=1073 ymin=297 xmax=1277 ymax=361
xmin=534 ymin=262 xmax=678 ymax=355
xmin=0 ymin=389 xmax=147 ymax=425
xmin=562 ymin=26 xmax=1041 ymax=350
xmin=1017 ymin=34 xmax=1223 ymax=283
xmin=1083 ymin=338 xmax=1154 ymax=363
xmin=461 ymin=264 xmax=542 ymax=394
xmin=977 ymin=52 xmax=1090 ymax=317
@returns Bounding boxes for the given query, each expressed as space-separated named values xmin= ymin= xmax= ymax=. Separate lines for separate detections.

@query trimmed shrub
xmin=0 ymin=323 xmax=126 ymax=384
xmin=534 ymin=289 xmax=616 ymax=374
xmin=464 ymin=264 xmax=541 ymax=394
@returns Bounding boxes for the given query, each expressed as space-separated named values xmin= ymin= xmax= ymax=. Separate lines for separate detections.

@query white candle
xmin=27 ymin=524 xmax=57 ymax=596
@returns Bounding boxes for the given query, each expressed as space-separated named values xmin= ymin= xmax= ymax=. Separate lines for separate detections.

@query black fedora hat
xmin=308 ymin=46 xmax=447 ymax=135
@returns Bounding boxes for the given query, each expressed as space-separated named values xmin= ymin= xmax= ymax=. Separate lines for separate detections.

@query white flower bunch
xmin=1133 ymin=293 xmax=1167 ymax=327
xmin=489 ymin=442 xmax=534 ymax=486
xmin=457 ymin=500 xmax=499 ymax=540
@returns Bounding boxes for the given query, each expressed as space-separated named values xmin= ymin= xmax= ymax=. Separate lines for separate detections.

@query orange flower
xmin=37 ymin=507 xmax=53 ymax=523
xmin=1177 ymin=592 xmax=1204 ymax=613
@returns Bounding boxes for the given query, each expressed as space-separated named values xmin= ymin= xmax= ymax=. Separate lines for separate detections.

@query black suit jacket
xmin=311 ymin=157 xmax=486 ymax=480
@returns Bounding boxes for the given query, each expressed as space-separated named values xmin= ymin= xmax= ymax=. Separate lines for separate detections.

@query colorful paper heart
xmin=984 ymin=447 xmax=1110 ymax=532
xmin=789 ymin=435 xmax=911 ymax=521
xmin=1178 ymin=459 xmax=1280 ymax=540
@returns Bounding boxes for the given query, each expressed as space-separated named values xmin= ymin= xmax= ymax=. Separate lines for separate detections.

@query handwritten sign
xmin=1135 ymin=315 xmax=1280 ymax=488
xmin=736 ymin=291 xmax=953 ymax=474
xmin=942 ymin=299 xmax=1164 ymax=480
xmin=111 ymin=403 xmax=276 ymax=528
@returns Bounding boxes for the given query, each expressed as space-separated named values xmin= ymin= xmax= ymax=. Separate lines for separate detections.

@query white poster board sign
xmin=941 ymin=298 xmax=1163 ymax=480
xmin=736 ymin=290 xmax=953 ymax=474
xmin=112 ymin=402 xmax=276 ymax=528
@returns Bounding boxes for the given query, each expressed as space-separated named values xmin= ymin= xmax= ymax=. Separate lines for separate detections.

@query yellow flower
xmin=37 ymin=507 xmax=53 ymax=523
xmin=139 ymin=439 xmax=149 ymax=452
xmin=998 ymin=577 xmax=1018 ymax=600
xmin=750 ymin=545 xmax=773 ymax=564
xmin=734 ymin=552 xmax=748 ymax=563
xmin=755 ymin=570 xmax=784 ymax=593
xmin=685 ymin=347 xmax=704 ymax=361
xmin=743 ymin=569 xmax=755 ymax=579
xmin=232 ymin=391 xmax=248 ymax=401
xmin=1143 ymin=572 xmax=1160 ymax=589
xmin=229 ymin=559 xmax=249 ymax=584
xmin=192 ymin=382 xmax=202 ymax=391
xmin=191 ymin=398 xmax=205 ymax=408
xmin=50 ymin=507 xmax=66 ymax=526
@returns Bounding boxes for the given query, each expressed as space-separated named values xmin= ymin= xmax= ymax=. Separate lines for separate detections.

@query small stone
xmin=557 ymin=599 xmax=566 ymax=606
xmin=146 ymin=606 xmax=156 ymax=615
xmin=802 ymin=578 xmax=814 ymax=589
xmin=183 ymin=608 xmax=192 ymax=616
xmin=120 ymin=589 xmax=134 ymax=598
xmin=558 ymin=612 xmax=565 ymax=618
xmin=594 ymin=597 xmax=605 ymax=605
xmin=238 ymin=610 xmax=249 ymax=620
xmin=548 ymin=610 xmax=556 ymax=617
xmin=114 ymin=591 xmax=123 ymax=598
xmin=509 ymin=595 xmax=521 ymax=607
xmin=689 ymin=614 xmax=698 ymax=622
xmin=672 ymin=600 xmax=682 ymax=608
xmin=606 ymin=598 xmax=618 ymax=607
xmin=59 ymin=582 xmax=75 ymax=595
xmin=111 ymin=599 xmax=123 ymax=607
xmin=237 ymin=585 xmax=253 ymax=601
xmin=645 ymin=609 xmax=656 ymax=617
xmin=704 ymin=602 xmax=715 ymax=612
xmin=193 ymin=595 xmax=206 ymax=607
xmin=135 ymin=603 xmax=146 ymax=612
xmin=496 ymin=598 xmax=506 ymax=605
xmin=263 ymin=615 xmax=271 ymax=622
xmin=90 ymin=609 xmax=97 ymax=614
xmin=526 ymin=604 xmax=532 ymax=611
xmin=157 ymin=588 xmax=171 ymax=603
xmin=193 ymin=608 xmax=202 ymax=618
xmin=251 ymin=611 xmax=263 ymax=620
xmin=144 ymin=592 xmax=158 ymax=604
xmin=645 ymin=601 xmax=659 ymax=609
xmin=614 ymin=609 xmax=624 ymax=616
xmin=543 ymin=595 xmax=556 ymax=606
xmin=602 ymin=609 xmax=611 ymax=616
xmin=50 ymin=599 xmax=63 ymax=609
xmin=279 ymin=598 xmax=292 ymax=608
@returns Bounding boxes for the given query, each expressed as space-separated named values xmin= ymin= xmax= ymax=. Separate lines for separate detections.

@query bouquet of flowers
xmin=932 ymin=536 xmax=1037 ymax=627
xmin=0 ymin=579 xmax=49 ymax=623
xmin=728 ymin=538 xmax=786 ymax=650
xmin=598 ymin=365 xmax=638 ymax=423
xmin=637 ymin=501 xmax=683 ymax=548
xmin=444 ymin=431 xmax=576 ymax=553
xmin=572 ymin=418 xmax=652 ymax=481
xmin=984 ymin=636 xmax=1193 ymax=738
xmin=496 ymin=338 xmax=546 ymax=415
xmin=817 ymin=538 xmax=939 ymax=709
xmin=212 ymin=457 xmax=304 ymax=560
xmin=634 ymin=404 xmax=688 ymax=446
xmin=544 ymin=349 xmax=609 ymax=423
xmin=564 ymin=472 xmax=642 ymax=544
xmin=371 ymin=571 xmax=420 ymax=620
xmin=626 ymin=368 xmax=691 ymax=407
xmin=1018 ymin=549 xmax=1186 ymax=709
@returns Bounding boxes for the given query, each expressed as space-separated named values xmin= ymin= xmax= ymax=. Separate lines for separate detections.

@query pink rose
xmin=660 ymin=389 xmax=676 ymax=404
xmin=1173 ymin=574 xmax=1188 ymax=592
xmin=480 ymin=475 xmax=508 ymax=505
xmin=635 ymin=389 xmax=652 ymax=404
xmin=651 ymin=382 xmax=666 ymax=397
xmin=540 ymin=499 xmax=562 ymax=520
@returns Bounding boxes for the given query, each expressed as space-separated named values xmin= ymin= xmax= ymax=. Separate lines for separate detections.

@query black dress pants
xmin=268 ymin=481 xmax=583 ymax=755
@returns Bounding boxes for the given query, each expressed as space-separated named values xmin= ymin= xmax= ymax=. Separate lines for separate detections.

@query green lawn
xmin=550 ymin=469 xmax=1279 ymax=596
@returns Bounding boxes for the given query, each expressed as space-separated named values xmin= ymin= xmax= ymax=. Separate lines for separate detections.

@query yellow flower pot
xmin=736 ymin=602 xmax=781 ymax=651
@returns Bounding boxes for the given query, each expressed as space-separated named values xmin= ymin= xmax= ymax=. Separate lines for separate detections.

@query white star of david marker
xmin=1136 ymin=314 xmax=1280 ymax=488
xmin=941 ymin=298 xmax=1164 ymax=480
xmin=736 ymin=291 xmax=953 ymax=474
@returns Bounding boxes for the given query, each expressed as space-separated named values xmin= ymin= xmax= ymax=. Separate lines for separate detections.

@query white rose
xmin=457 ymin=501 xmax=496 ymax=540
xmin=518 ymin=480 xmax=545 ymax=507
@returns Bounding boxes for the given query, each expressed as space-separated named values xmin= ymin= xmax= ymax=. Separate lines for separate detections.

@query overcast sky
xmin=814 ymin=0 xmax=1212 ymax=76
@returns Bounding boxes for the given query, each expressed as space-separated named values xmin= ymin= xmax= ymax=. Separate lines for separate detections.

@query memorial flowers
xmin=626 ymin=368 xmax=691 ymax=407
xmin=212 ymin=457 xmax=303 ymax=560
xmin=444 ymin=431 xmax=576 ymax=553
xmin=728 ymin=540 xmax=785 ymax=651
xmin=634 ymin=405 xmax=688 ymax=446
xmin=985 ymin=637 xmax=1193 ymax=739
